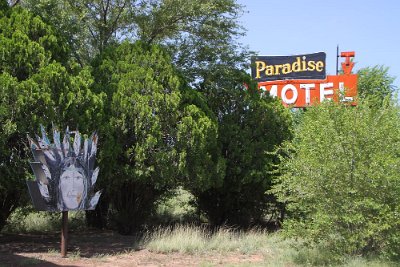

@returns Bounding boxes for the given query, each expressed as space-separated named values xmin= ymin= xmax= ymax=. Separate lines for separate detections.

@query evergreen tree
xmin=20 ymin=0 xmax=249 ymax=85
xmin=196 ymin=73 xmax=293 ymax=227
xmin=0 ymin=6 xmax=103 ymax=230
xmin=96 ymin=42 xmax=219 ymax=234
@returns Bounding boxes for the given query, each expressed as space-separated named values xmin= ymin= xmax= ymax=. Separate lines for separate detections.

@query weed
xmin=69 ymin=249 xmax=81 ymax=259
xmin=47 ymin=248 xmax=59 ymax=255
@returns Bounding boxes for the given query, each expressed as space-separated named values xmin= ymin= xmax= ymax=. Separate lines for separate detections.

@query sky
xmin=236 ymin=0 xmax=400 ymax=88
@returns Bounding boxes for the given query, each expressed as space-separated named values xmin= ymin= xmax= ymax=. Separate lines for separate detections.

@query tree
xmin=357 ymin=66 xmax=396 ymax=105
xmin=20 ymin=0 xmax=249 ymax=85
xmin=175 ymin=87 xmax=223 ymax=194
xmin=273 ymin=100 xmax=400 ymax=259
xmin=6 ymin=1 xmax=266 ymax=232
xmin=95 ymin=41 xmax=220 ymax=234
xmin=194 ymin=73 xmax=293 ymax=227
xmin=134 ymin=0 xmax=249 ymax=85
xmin=0 ymin=6 xmax=103 ymax=230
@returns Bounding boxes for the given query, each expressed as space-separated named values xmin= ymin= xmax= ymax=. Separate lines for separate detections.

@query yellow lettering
xmin=266 ymin=65 xmax=274 ymax=76
xmin=302 ymin=59 xmax=306 ymax=71
xmin=255 ymin=61 xmax=266 ymax=78
xmin=275 ymin=64 xmax=283 ymax=75
xmin=282 ymin=63 xmax=291 ymax=74
xmin=256 ymin=57 xmax=325 ymax=79
xmin=307 ymin=61 xmax=316 ymax=71
xmin=292 ymin=57 xmax=301 ymax=72
xmin=316 ymin=61 xmax=324 ymax=72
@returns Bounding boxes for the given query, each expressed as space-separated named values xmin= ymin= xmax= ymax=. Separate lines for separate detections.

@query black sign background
xmin=251 ymin=52 xmax=326 ymax=81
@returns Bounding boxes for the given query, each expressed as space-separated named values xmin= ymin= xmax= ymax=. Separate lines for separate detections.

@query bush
xmin=274 ymin=100 xmax=400 ymax=260
xmin=3 ymin=207 xmax=86 ymax=233
xmin=153 ymin=187 xmax=198 ymax=225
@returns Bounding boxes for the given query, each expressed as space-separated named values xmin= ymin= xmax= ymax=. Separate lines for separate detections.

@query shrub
xmin=274 ymin=100 xmax=400 ymax=260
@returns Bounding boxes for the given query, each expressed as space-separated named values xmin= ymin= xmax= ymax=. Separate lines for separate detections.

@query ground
xmin=0 ymin=230 xmax=265 ymax=267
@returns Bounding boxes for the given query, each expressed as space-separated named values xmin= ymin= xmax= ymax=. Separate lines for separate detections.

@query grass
xmin=47 ymin=248 xmax=59 ymax=255
xmin=69 ymin=249 xmax=81 ymax=260
xmin=145 ymin=225 xmax=207 ymax=254
xmin=144 ymin=225 xmax=297 ymax=264
xmin=3 ymin=192 xmax=400 ymax=266
xmin=144 ymin=224 xmax=399 ymax=267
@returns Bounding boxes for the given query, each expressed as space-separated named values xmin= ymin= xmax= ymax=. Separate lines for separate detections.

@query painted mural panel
xmin=27 ymin=126 xmax=101 ymax=211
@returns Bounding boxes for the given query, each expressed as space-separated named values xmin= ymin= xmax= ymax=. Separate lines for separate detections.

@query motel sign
xmin=251 ymin=52 xmax=357 ymax=107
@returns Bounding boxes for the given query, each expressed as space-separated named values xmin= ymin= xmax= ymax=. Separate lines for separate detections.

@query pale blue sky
xmin=237 ymin=0 xmax=400 ymax=87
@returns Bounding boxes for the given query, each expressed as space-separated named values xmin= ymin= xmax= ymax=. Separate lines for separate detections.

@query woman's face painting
xmin=60 ymin=167 xmax=84 ymax=209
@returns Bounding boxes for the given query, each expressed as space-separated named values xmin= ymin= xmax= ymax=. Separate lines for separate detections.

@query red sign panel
xmin=258 ymin=74 xmax=357 ymax=108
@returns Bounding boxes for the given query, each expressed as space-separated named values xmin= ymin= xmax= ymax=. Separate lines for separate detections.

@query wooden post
xmin=61 ymin=211 xmax=68 ymax=257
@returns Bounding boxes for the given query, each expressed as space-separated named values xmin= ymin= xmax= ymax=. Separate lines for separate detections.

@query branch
xmin=10 ymin=0 xmax=20 ymax=7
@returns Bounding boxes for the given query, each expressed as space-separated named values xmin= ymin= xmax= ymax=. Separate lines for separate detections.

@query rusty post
xmin=61 ymin=211 xmax=68 ymax=257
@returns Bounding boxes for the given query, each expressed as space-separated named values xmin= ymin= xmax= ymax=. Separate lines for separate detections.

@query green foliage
xmin=0 ymin=7 xmax=103 ymax=230
xmin=357 ymin=66 xmax=396 ymax=105
xmin=95 ymin=41 xmax=218 ymax=234
xmin=0 ymin=0 xmax=7 ymax=10
xmin=273 ymin=100 xmax=400 ymax=260
xmin=2 ymin=2 xmax=235 ymax=233
xmin=95 ymin=41 xmax=180 ymax=234
xmin=107 ymin=42 xmax=181 ymax=185
xmin=3 ymin=207 xmax=86 ymax=233
xmin=21 ymin=0 xmax=249 ymax=85
xmin=0 ymin=7 xmax=57 ymax=230
xmin=0 ymin=7 xmax=68 ymax=80
xmin=135 ymin=0 xmax=249 ymax=84
xmin=154 ymin=187 xmax=197 ymax=224
xmin=176 ymin=87 xmax=223 ymax=193
xmin=8 ymin=1 xmax=251 ymax=233
xmin=21 ymin=0 xmax=135 ymax=64
xmin=196 ymin=75 xmax=293 ymax=227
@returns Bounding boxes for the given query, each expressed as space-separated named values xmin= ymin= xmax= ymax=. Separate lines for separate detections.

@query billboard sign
xmin=251 ymin=52 xmax=326 ymax=82
xmin=252 ymin=51 xmax=357 ymax=107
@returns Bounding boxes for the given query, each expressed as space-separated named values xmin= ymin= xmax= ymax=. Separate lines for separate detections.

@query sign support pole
xmin=336 ymin=45 xmax=339 ymax=75
xmin=61 ymin=211 xmax=68 ymax=257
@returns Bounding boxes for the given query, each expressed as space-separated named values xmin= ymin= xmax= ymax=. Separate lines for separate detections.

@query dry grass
xmin=144 ymin=225 xmax=399 ymax=267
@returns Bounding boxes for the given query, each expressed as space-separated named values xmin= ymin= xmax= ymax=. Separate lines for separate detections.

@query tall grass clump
xmin=145 ymin=225 xmax=292 ymax=256
xmin=145 ymin=225 xmax=207 ymax=254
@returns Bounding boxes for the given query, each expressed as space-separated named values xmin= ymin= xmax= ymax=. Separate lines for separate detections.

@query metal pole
xmin=336 ymin=45 xmax=339 ymax=75
xmin=61 ymin=211 xmax=68 ymax=257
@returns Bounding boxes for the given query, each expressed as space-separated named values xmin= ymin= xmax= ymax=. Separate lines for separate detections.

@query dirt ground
xmin=0 ymin=230 xmax=264 ymax=267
